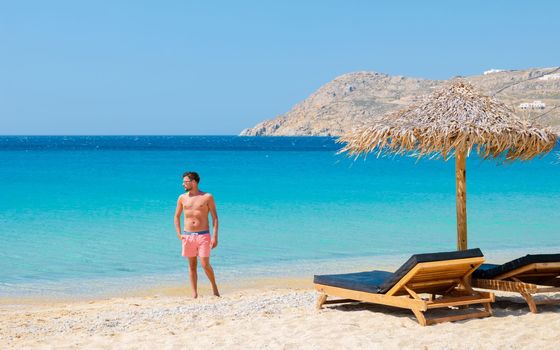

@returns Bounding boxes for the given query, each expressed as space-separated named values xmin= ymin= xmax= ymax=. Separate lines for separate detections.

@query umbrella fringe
xmin=337 ymin=81 xmax=557 ymax=161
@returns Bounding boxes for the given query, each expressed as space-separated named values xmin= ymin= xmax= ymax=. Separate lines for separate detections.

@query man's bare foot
xmin=192 ymin=293 xmax=198 ymax=299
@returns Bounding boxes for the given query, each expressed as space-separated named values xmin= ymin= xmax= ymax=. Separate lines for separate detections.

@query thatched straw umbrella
xmin=338 ymin=81 xmax=556 ymax=250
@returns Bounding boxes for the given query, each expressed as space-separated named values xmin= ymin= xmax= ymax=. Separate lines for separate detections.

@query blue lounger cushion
xmin=314 ymin=248 xmax=483 ymax=294
xmin=472 ymin=254 xmax=560 ymax=279
xmin=313 ymin=271 xmax=394 ymax=294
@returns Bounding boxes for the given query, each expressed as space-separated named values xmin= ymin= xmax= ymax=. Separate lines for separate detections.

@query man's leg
xmin=188 ymin=257 xmax=198 ymax=298
xmin=200 ymin=257 xmax=220 ymax=297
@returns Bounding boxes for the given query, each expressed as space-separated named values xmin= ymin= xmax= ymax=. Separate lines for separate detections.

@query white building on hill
xmin=519 ymin=101 xmax=546 ymax=110
xmin=483 ymin=69 xmax=504 ymax=75
xmin=538 ymin=73 xmax=560 ymax=81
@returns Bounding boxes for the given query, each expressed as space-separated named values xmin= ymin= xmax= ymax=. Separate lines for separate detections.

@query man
xmin=174 ymin=171 xmax=220 ymax=298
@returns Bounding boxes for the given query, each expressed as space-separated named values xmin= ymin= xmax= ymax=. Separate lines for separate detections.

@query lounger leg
xmin=411 ymin=308 xmax=427 ymax=326
xmin=520 ymin=292 xmax=538 ymax=313
xmin=483 ymin=302 xmax=493 ymax=316
xmin=316 ymin=294 xmax=328 ymax=310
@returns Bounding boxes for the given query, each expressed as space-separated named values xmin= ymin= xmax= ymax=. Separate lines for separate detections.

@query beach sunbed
xmin=471 ymin=254 xmax=560 ymax=313
xmin=313 ymin=249 xmax=494 ymax=326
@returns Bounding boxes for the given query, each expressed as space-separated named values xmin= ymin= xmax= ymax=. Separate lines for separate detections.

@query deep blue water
xmin=1 ymin=136 xmax=559 ymax=297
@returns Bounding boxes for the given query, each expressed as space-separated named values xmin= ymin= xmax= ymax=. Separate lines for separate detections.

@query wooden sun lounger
xmin=471 ymin=254 xmax=560 ymax=313
xmin=314 ymin=249 xmax=494 ymax=326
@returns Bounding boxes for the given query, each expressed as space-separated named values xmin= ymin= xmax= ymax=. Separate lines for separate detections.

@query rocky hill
xmin=240 ymin=67 xmax=560 ymax=136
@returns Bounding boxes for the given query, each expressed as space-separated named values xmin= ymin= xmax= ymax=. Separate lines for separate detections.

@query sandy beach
xmin=2 ymin=279 xmax=559 ymax=350
xmin=3 ymin=0 xmax=560 ymax=349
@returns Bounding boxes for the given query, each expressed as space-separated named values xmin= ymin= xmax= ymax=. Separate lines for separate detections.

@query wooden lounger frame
xmin=472 ymin=262 xmax=560 ymax=313
xmin=315 ymin=257 xmax=494 ymax=326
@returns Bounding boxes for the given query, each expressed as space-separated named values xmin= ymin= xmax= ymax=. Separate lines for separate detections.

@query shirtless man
xmin=174 ymin=171 xmax=220 ymax=298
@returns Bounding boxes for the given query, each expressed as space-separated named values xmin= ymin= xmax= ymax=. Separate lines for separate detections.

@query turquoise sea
xmin=1 ymin=136 xmax=559 ymax=297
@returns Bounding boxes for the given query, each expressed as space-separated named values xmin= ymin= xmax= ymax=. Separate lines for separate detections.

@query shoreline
xmin=3 ymin=245 xmax=560 ymax=304
xmin=2 ymin=248 xmax=560 ymax=349
xmin=0 ymin=276 xmax=315 ymax=306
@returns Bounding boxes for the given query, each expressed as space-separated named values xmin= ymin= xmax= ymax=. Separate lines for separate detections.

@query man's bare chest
xmin=182 ymin=197 xmax=208 ymax=212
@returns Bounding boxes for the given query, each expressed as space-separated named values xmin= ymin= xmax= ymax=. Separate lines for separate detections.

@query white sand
xmin=2 ymin=282 xmax=559 ymax=350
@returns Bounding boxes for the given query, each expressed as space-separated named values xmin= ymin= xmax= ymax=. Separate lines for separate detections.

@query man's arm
xmin=208 ymin=194 xmax=219 ymax=248
xmin=174 ymin=196 xmax=183 ymax=241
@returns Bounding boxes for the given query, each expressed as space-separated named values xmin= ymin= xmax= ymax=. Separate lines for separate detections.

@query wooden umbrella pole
xmin=455 ymin=147 xmax=468 ymax=250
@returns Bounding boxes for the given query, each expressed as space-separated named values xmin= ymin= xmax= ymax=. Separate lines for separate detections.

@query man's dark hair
xmin=182 ymin=171 xmax=200 ymax=183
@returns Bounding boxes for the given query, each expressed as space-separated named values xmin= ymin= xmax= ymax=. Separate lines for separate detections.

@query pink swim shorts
xmin=181 ymin=232 xmax=211 ymax=258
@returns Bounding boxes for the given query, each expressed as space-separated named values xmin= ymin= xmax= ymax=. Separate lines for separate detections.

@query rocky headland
xmin=240 ymin=67 xmax=560 ymax=136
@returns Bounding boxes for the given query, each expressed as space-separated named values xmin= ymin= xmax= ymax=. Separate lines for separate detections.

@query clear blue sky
xmin=1 ymin=1 xmax=558 ymax=135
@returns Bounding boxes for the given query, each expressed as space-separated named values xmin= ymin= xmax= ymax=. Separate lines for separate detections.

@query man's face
xmin=182 ymin=177 xmax=194 ymax=191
